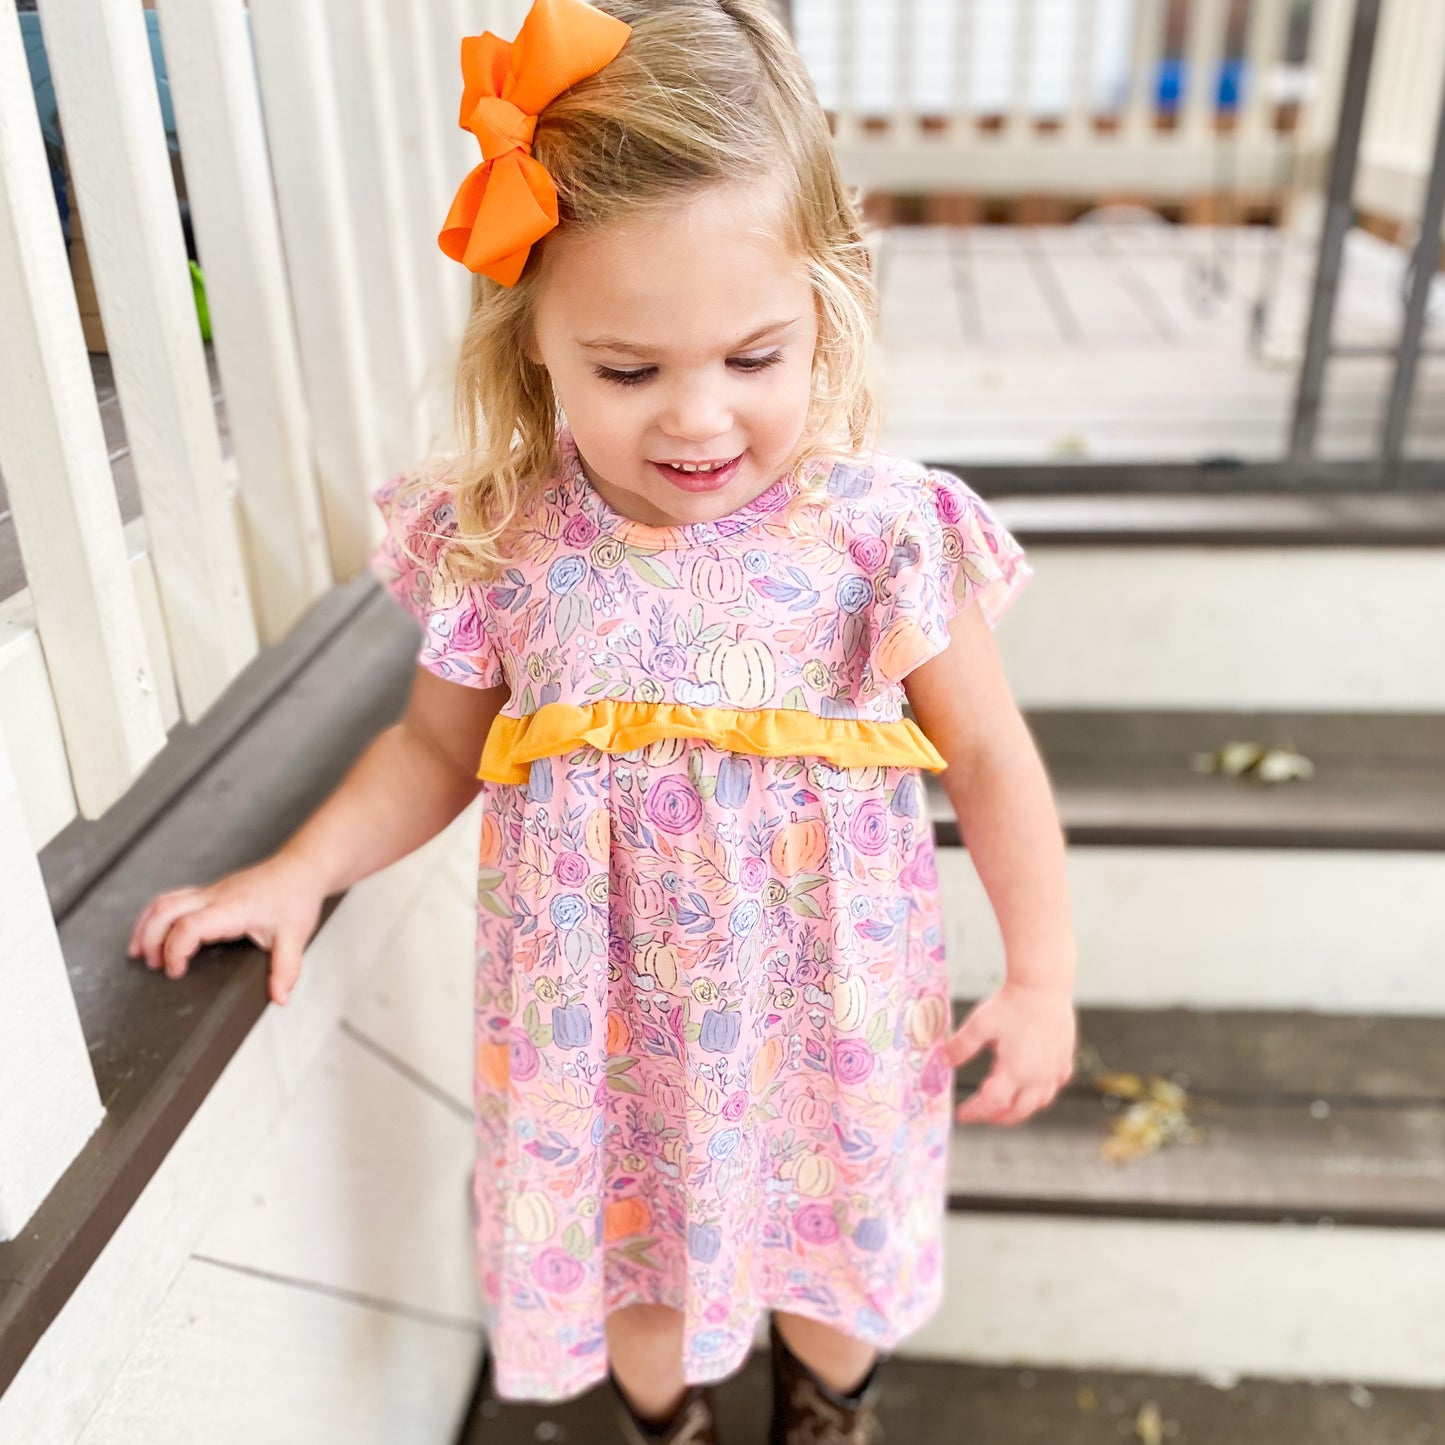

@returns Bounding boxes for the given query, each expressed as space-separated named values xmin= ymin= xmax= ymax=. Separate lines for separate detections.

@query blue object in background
xmin=20 ymin=12 xmax=180 ymax=245
xmin=19 ymin=10 xmax=214 ymax=342
xmin=1155 ymin=56 xmax=1246 ymax=114
xmin=20 ymin=12 xmax=179 ymax=152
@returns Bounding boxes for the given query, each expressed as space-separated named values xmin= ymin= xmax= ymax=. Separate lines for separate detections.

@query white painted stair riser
xmin=903 ymin=1212 xmax=1445 ymax=1390
xmin=991 ymin=546 xmax=1445 ymax=712
xmin=937 ymin=847 xmax=1445 ymax=1016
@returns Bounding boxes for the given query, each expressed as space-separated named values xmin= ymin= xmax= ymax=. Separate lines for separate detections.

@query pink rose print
xmin=510 ymin=1030 xmax=541 ymax=1083
xmin=644 ymin=775 xmax=703 ymax=835
xmin=919 ymin=1047 xmax=951 ymax=1097
xmin=561 ymin=513 xmax=599 ymax=548
xmin=450 ymin=600 xmax=486 ymax=652
xmin=849 ymin=534 xmax=888 ymax=572
xmin=704 ymin=1298 xmax=731 ymax=1324
xmin=794 ymin=1204 xmax=840 ymax=1246
xmin=932 ymin=482 xmax=963 ymax=523
xmin=554 ymin=851 xmax=590 ymax=887
xmin=849 ymin=798 xmax=890 ymax=856
xmin=900 ymin=848 xmax=938 ymax=890
xmin=722 ymin=1091 xmax=748 ymax=1122
xmin=534 ymin=1247 xmax=585 ymax=1293
xmin=833 ymin=1039 xmax=875 ymax=1085
xmin=404 ymin=497 xmax=453 ymax=569
xmin=739 ymin=855 xmax=767 ymax=892
xmin=651 ymin=645 xmax=688 ymax=680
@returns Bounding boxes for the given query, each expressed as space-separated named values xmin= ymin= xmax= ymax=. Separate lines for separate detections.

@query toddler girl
xmin=128 ymin=1 xmax=1078 ymax=1440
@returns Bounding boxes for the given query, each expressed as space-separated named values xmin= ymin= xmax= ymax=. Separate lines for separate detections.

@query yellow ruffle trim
xmin=476 ymin=699 xmax=946 ymax=784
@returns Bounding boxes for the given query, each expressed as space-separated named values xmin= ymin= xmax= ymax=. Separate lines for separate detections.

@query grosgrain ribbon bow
xmin=438 ymin=0 xmax=631 ymax=286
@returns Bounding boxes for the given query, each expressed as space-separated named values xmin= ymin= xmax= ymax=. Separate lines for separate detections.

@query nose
xmin=657 ymin=374 xmax=732 ymax=445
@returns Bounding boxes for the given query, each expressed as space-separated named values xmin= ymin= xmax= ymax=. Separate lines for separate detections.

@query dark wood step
xmin=937 ymin=468 xmax=1445 ymax=537
xmin=930 ymin=708 xmax=1445 ymax=850
xmin=950 ymin=1003 xmax=1445 ymax=1229
xmin=456 ymin=1341 xmax=1445 ymax=1445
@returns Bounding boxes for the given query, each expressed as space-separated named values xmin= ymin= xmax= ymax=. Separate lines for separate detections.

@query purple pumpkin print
xmin=699 ymin=1009 xmax=741 ymax=1054
xmin=552 ymin=1004 xmax=592 ymax=1050
xmin=855 ymin=1217 xmax=888 ymax=1252
xmin=715 ymin=754 xmax=751 ymax=809
xmin=688 ymin=1222 xmax=722 ymax=1263
xmin=826 ymin=463 xmax=872 ymax=499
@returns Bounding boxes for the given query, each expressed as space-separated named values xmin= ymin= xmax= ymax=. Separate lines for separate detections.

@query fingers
xmin=955 ymin=1071 xmax=1018 ymax=1125
xmin=955 ymin=1075 xmax=1059 ymax=1127
xmin=130 ymin=891 xmax=207 ymax=972
xmin=153 ymin=894 xmax=257 ymax=980
xmin=991 ymin=1083 xmax=1053 ymax=1127
xmin=945 ymin=1012 xmax=989 ymax=1069
xmin=268 ymin=926 xmax=307 ymax=1007
xmin=158 ymin=902 xmax=240 ymax=981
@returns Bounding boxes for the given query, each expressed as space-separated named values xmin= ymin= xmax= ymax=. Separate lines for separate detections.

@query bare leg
xmin=773 ymin=1311 xmax=879 ymax=1398
xmin=606 ymin=1303 xmax=689 ymax=1423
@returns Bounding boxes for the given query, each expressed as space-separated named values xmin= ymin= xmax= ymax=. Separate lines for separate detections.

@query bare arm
xmin=904 ymin=602 xmax=1076 ymax=993
xmin=129 ymin=665 xmax=507 ymax=1002
xmin=904 ymin=601 xmax=1078 ymax=1125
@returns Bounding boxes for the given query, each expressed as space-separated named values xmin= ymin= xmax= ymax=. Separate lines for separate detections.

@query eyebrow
xmin=578 ymin=316 xmax=802 ymax=357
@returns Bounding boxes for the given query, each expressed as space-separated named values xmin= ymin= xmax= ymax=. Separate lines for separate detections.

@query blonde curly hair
xmin=420 ymin=0 xmax=880 ymax=581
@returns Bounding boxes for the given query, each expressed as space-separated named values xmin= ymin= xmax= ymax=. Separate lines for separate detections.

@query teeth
xmin=671 ymin=460 xmax=727 ymax=473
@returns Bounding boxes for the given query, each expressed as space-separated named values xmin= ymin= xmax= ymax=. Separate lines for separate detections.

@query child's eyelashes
xmin=593 ymin=351 xmax=785 ymax=387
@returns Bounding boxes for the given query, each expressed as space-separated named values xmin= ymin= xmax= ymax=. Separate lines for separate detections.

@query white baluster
xmin=0 ymin=0 xmax=166 ymax=814
xmin=37 ymin=0 xmax=259 ymax=722
xmin=154 ymin=0 xmax=334 ymax=646
xmin=249 ymin=0 xmax=385 ymax=580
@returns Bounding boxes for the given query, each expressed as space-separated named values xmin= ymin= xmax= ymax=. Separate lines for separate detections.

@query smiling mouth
xmin=650 ymin=453 xmax=745 ymax=492
xmin=655 ymin=457 xmax=739 ymax=473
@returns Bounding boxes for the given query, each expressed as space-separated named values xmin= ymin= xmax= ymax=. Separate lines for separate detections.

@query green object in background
xmin=190 ymin=259 xmax=211 ymax=343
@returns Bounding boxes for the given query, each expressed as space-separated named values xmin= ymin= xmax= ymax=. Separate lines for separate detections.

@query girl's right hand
xmin=125 ymin=851 xmax=326 ymax=1006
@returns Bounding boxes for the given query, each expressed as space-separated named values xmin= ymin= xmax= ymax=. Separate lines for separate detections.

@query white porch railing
xmin=0 ymin=0 xmax=502 ymax=1239
xmin=801 ymin=0 xmax=1442 ymax=227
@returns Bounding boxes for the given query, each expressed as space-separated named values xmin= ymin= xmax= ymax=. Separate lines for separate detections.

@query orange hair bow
xmin=438 ymin=0 xmax=631 ymax=286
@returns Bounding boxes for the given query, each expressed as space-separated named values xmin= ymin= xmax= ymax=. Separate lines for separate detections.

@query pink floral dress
xmin=369 ymin=425 xmax=1032 ymax=1402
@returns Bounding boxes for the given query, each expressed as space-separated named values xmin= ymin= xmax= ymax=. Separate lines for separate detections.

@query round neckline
xmin=557 ymin=425 xmax=805 ymax=551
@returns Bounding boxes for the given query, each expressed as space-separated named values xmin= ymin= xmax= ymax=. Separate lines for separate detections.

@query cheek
xmin=760 ymin=358 xmax=815 ymax=427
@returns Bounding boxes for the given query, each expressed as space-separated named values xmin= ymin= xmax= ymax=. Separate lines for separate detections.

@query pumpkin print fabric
xmin=369 ymin=426 xmax=1032 ymax=1402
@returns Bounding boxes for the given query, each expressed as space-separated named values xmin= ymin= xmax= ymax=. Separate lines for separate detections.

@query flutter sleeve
xmin=867 ymin=467 xmax=1033 ymax=688
xmin=368 ymin=470 xmax=507 ymax=691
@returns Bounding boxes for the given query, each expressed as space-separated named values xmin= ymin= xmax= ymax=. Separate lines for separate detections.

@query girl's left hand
xmin=947 ymin=980 xmax=1077 ymax=1126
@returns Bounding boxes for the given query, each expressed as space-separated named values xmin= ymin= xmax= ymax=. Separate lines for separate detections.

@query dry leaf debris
xmin=1190 ymin=739 xmax=1315 ymax=783
xmin=1090 ymin=1069 xmax=1202 ymax=1163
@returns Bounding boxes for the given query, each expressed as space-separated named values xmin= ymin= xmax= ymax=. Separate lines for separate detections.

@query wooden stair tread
xmin=1057 ymin=1005 xmax=1445 ymax=1100
xmin=930 ymin=709 xmax=1445 ymax=849
xmin=947 ymin=1095 xmax=1445 ymax=1224
xmin=949 ymin=1004 xmax=1445 ymax=1226
xmin=461 ymin=1344 xmax=1445 ymax=1443
xmin=933 ymin=476 xmax=1445 ymax=544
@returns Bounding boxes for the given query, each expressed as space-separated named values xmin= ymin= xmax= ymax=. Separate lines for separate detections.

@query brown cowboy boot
xmin=767 ymin=1316 xmax=885 ymax=1445
xmin=608 ymin=1371 xmax=720 ymax=1445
